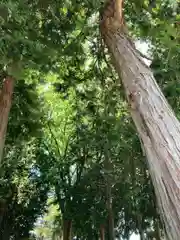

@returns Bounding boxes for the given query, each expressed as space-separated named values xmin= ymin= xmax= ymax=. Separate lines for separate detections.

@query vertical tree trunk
xmin=100 ymin=224 xmax=105 ymax=240
xmin=106 ymin=184 xmax=114 ymax=240
xmin=0 ymin=200 xmax=6 ymax=226
xmin=0 ymin=76 xmax=14 ymax=163
xmin=107 ymin=209 xmax=114 ymax=240
xmin=101 ymin=0 xmax=180 ymax=239
xmin=0 ymin=214 xmax=11 ymax=240
xmin=137 ymin=215 xmax=145 ymax=240
xmin=104 ymin=144 xmax=114 ymax=240
xmin=63 ymin=217 xmax=72 ymax=240
xmin=139 ymin=229 xmax=145 ymax=240
xmin=154 ymin=218 xmax=162 ymax=240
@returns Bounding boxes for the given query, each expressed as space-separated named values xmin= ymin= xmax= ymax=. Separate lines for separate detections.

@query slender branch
xmin=47 ymin=121 xmax=61 ymax=157
xmin=42 ymin=141 xmax=65 ymax=183
xmin=76 ymin=147 xmax=87 ymax=185
xmin=63 ymin=134 xmax=72 ymax=160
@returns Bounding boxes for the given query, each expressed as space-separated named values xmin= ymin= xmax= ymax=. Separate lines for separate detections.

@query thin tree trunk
xmin=154 ymin=218 xmax=162 ymax=240
xmin=137 ymin=215 xmax=145 ymax=240
xmin=62 ymin=217 xmax=72 ymax=240
xmin=0 ymin=76 xmax=14 ymax=163
xmin=104 ymin=144 xmax=114 ymax=240
xmin=0 ymin=200 xmax=6 ymax=226
xmin=106 ymin=184 xmax=114 ymax=240
xmin=100 ymin=224 xmax=105 ymax=240
xmin=139 ymin=229 xmax=145 ymax=240
xmin=101 ymin=0 xmax=180 ymax=239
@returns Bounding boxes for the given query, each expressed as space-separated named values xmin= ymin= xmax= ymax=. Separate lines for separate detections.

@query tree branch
xmin=47 ymin=121 xmax=61 ymax=157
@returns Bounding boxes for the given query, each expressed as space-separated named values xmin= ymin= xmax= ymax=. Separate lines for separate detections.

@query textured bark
xmin=101 ymin=1 xmax=180 ymax=239
xmin=0 ymin=77 xmax=14 ymax=163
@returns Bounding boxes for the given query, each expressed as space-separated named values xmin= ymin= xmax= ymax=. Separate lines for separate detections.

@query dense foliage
xmin=0 ymin=0 xmax=179 ymax=239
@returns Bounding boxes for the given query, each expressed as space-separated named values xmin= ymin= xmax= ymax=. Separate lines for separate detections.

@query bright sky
xmin=130 ymin=233 xmax=140 ymax=240
xmin=135 ymin=40 xmax=151 ymax=66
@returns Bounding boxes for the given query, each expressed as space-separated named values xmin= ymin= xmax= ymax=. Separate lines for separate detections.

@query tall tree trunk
xmin=101 ymin=0 xmax=180 ymax=239
xmin=100 ymin=224 xmax=105 ymax=240
xmin=62 ymin=217 xmax=72 ymax=240
xmin=0 ymin=76 xmax=14 ymax=163
xmin=0 ymin=215 xmax=11 ymax=240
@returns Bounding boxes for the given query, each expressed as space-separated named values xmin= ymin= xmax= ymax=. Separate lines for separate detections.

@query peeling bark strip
xmin=101 ymin=0 xmax=180 ymax=239
xmin=0 ymin=77 xmax=14 ymax=163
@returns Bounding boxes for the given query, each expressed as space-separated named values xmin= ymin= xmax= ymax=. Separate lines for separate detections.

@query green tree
xmin=0 ymin=0 xmax=87 ymax=163
xmin=0 ymin=81 xmax=49 ymax=240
